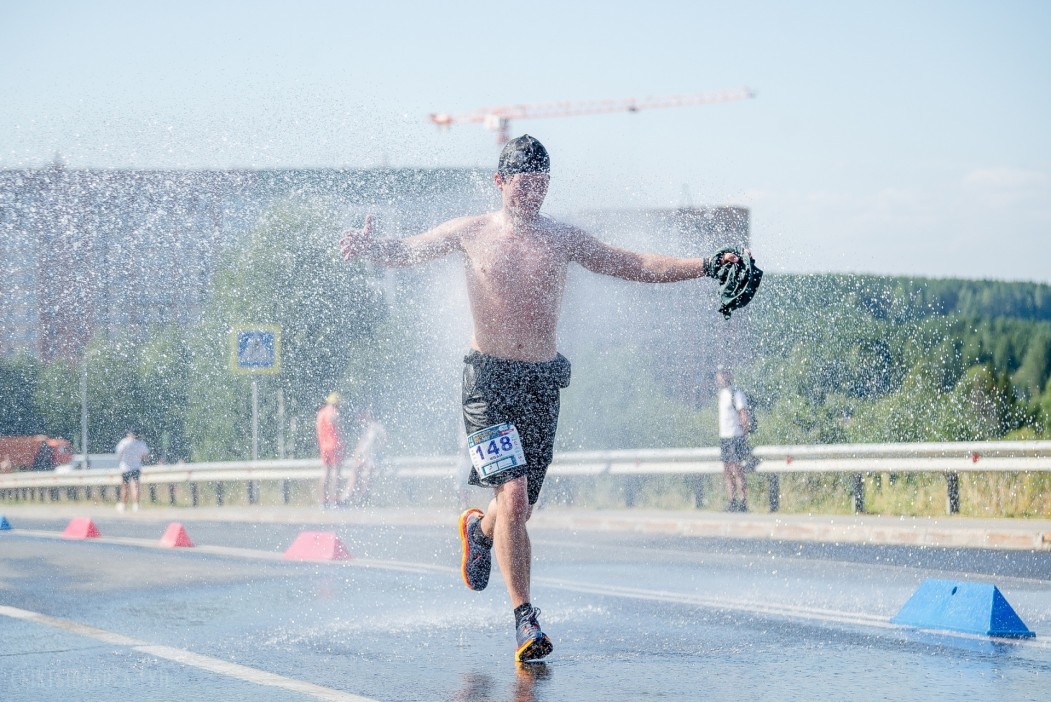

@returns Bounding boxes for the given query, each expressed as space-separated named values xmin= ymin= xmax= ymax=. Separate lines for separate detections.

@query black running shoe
xmin=515 ymin=607 xmax=553 ymax=662
xmin=458 ymin=508 xmax=491 ymax=591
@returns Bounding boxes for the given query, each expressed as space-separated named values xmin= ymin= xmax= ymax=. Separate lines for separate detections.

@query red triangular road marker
xmin=62 ymin=517 xmax=100 ymax=539
xmin=159 ymin=522 xmax=194 ymax=548
xmin=283 ymin=530 xmax=352 ymax=561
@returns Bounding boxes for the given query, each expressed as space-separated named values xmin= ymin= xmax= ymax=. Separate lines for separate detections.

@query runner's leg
xmin=486 ymin=476 xmax=533 ymax=608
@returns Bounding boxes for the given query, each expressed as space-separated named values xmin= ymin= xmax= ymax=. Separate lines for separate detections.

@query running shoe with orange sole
xmin=515 ymin=606 xmax=553 ymax=662
xmin=458 ymin=508 xmax=492 ymax=591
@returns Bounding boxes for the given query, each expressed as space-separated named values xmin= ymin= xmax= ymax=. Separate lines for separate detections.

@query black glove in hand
xmin=707 ymin=246 xmax=763 ymax=319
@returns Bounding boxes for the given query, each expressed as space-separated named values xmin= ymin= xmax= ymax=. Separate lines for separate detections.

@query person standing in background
xmin=115 ymin=430 xmax=149 ymax=513
xmin=716 ymin=368 xmax=752 ymax=512
xmin=316 ymin=392 xmax=345 ymax=508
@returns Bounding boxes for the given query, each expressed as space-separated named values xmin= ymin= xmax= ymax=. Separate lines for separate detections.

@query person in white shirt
xmin=716 ymin=369 xmax=752 ymax=512
xmin=115 ymin=430 xmax=149 ymax=513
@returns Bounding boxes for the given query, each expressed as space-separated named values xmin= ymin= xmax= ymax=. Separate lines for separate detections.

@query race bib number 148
xmin=467 ymin=422 xmax=526 ymax=483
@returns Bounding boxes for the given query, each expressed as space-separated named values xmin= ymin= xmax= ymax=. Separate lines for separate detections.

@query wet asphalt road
xmin=2 ymin=515 xmax=1050 ymax=702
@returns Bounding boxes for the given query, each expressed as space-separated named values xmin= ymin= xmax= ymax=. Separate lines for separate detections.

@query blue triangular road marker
xmin=892 ymin=578 xmax=1034 ymax=638
xmin=0 ymin=515 xmax=11 ymax=530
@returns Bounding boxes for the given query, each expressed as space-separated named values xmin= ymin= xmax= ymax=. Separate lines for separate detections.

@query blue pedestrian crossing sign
xmin=230 ymin=326 xmax=281 ymax=375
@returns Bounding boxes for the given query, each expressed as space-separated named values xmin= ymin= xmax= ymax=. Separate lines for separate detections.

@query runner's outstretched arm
xmin=340 ymin=214 xmax=466 ymax=268
xmin=568 ymin=227 xmax=745 ymax=283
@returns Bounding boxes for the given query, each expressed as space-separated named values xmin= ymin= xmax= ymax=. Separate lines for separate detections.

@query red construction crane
xmin=430 ymin=87 xmax=755 ymax=143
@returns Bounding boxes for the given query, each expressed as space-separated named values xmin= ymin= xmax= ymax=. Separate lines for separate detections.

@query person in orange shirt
xmin=316 ymin=392 xmax=345 ymax=507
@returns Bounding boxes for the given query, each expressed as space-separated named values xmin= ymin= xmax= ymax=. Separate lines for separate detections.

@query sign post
xmin=230 ymin=326 xmax=281 ymax=504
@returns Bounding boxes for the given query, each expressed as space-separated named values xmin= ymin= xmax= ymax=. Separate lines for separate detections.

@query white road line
xmin=534 ymin=576 xmax=892 ymax=627
xmin=532 ymin=537 xmax=1051 ymax=589
xmin=131 ymin=645 xmax=374 ymax=702
xmin=0 ymin=605 xmax=146 ymax=646
xmin=0 ymin=605 xmax=379 ymax=702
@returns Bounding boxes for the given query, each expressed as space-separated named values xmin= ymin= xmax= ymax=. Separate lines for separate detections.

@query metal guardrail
xmin=2 ymin=441 xmax=1049 ymax=514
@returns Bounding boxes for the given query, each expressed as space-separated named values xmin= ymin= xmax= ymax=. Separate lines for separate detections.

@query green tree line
xmin=740 ymin=274 xmax=1051 ymax=446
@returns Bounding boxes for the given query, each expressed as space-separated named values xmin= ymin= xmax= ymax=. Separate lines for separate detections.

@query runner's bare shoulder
xmin=545 ymin=218 xmax=599 ymax=259
xmin=452 ymin=212 xmax=499 ymax=244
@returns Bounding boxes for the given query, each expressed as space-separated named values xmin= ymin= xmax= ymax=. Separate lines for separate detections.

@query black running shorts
xmin=720 ymin=437 xmax=749 ymax=465
xmin=121 ymin=469 xmax=141 ymax=484
xmin=462 ymin=350 xmax=571 ymax=505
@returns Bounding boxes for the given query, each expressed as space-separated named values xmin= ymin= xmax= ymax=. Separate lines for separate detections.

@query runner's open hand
xmin=340 ymin=215 xmax=375 ymax=260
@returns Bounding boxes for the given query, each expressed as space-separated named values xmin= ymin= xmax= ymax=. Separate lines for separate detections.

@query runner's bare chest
xmin=465 ymin=226 xmax=568 ymax=300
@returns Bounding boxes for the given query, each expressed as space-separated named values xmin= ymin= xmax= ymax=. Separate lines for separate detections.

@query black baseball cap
xmin=497 ymin=134 xmax=550 ymax=177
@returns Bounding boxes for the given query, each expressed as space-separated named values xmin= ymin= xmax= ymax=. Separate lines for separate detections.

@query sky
xmin=2 ymin=0 xmax=1049 ymax=283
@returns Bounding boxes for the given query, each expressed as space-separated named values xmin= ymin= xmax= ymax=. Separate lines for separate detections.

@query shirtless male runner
xmin=340 ymin=135 xmax=748 ymax=662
